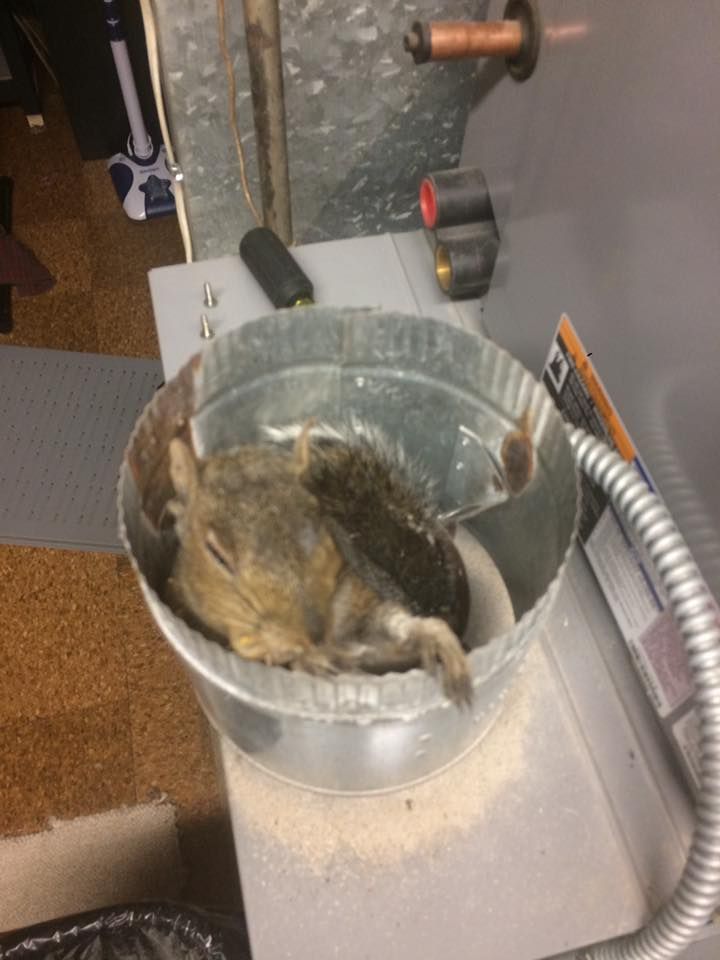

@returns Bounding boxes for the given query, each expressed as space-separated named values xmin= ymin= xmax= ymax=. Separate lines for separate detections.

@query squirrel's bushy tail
xmin=262 ymin=418 xmax=469 ymax=639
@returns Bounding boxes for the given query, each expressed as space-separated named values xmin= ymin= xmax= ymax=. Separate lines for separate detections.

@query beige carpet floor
xmin=0 ymin=84 xmax=241 ymax=919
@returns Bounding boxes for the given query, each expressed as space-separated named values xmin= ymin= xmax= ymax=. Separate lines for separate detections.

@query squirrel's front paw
xmin=229 ymin=626 xmax=308 ymax=667
xmin=290 ymin=648 xmax=338 ymax=677
xmin=229 ymin=631 xmax=277 ymax=664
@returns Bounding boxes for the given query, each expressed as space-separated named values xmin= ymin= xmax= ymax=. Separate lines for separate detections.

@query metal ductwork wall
xmin=150 ymin=0 xmax=487 ymax=258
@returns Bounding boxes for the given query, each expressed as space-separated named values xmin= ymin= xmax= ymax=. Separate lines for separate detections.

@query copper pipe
xmin=405 ymin=20 xmax=524 ymax=62
xmin=242 ymin=0 xmax=293 ymax=245
xmin=432 ymin=21 xmax=523 ymax=59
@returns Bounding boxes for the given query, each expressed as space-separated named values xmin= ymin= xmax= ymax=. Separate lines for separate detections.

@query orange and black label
xmin=543 ymin=314 xmax=637 ymax=542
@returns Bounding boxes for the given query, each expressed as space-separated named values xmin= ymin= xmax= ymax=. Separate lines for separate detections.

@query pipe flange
xmin=504 ymin=0 xmax=540 ymax=81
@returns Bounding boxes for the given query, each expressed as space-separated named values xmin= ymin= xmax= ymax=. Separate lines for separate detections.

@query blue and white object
xmin=104 ymin=0 xmax=175 ymax=221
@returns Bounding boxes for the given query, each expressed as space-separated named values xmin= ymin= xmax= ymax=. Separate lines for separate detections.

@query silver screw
xmin=203 ymin=281 xmax=217 ymax=308
xmin=167 ymin=162 xmax=184 ymax=182
xmin=200 ymin=314 xmax=214 ymax=340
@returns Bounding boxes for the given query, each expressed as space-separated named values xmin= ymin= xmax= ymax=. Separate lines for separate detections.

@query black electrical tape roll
xmin=435 ymin=222 xmax=500 ymax=299
xmin=421 ymin=168 xmax=494 ymax=231
xmin=239 ymin=227 xmax=314 ymax=309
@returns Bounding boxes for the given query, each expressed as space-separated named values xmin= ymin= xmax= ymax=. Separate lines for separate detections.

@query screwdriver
xmin=239 ymin=227 xmax=314 ymax=308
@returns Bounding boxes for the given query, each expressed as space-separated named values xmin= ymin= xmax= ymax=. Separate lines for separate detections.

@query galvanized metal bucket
xmin=118 ymin=308 xmax=578 ymax=793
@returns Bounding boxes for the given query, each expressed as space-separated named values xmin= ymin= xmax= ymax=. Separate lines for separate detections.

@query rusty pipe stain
xmin=405 ymin=20 xmax=524 ymax=63
xmin=242 ymin=0 xmax=293 ymax=244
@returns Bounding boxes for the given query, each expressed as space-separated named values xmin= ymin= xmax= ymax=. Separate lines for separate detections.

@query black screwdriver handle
xmin=239 ymin=227 xmax=314 ymax=309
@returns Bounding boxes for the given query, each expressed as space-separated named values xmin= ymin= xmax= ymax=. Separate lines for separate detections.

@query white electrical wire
xmin=138 ymin=0 xmax=194 ymax=262
xmin=217 ymin=0 xmax=262 ymax=225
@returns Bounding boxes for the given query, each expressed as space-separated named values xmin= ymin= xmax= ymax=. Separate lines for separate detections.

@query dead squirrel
xmin=166 ymin=420 xmax=472 ymax=706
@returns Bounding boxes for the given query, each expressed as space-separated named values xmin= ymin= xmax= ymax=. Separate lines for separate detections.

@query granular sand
xmin=222 ymin=642 xmax=536 ymax=872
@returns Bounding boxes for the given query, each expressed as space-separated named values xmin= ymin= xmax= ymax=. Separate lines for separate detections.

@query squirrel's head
xmin=166 ymin=422 xmax=343 ymax=657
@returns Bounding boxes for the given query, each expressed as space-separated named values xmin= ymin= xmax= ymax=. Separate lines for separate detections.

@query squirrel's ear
xmin=168 ymin=438 xmax=198 ymax=500
xmin=292 ymin=418 xmax=315 ymax=477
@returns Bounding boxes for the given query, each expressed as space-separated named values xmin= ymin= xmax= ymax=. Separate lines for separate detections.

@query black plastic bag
xmin=0 ymin=903 xmax=251 ymax=960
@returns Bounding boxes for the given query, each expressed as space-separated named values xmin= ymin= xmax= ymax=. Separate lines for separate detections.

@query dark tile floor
xmin=0 ymin=88 xmax=240 ymax=911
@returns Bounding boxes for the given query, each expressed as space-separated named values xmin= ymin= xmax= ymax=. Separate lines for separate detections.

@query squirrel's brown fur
xmin=166 ymin=421 xmax=472 ymax=706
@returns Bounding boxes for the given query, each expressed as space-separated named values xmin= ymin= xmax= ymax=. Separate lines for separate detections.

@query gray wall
xmin=461 ymin=0 xmax=720 ymax=600
xmin=154 ymin=0 xmax=487 ymax=259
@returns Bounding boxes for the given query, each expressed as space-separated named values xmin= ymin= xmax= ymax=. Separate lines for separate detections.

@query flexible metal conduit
xmin=558 ymin=429 xmax=720 ymax=960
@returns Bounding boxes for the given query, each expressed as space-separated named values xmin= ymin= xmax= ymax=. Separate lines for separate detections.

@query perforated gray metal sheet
xmin=0 ymin=347 xmax=162 ymax=551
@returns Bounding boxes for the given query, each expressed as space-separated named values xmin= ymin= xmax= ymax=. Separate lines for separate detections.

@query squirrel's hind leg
xmin=375 ymin=607 xmax=473 ymax=708
xmin=409 ymin=616 xmax=473 ymax=708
